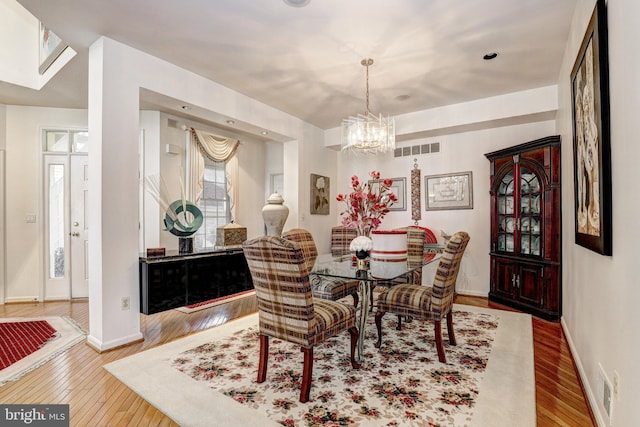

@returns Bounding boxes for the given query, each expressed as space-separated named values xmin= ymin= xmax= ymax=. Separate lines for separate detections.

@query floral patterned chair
xmin=282 ymin=228 xmax=359 ymax=307
xmin=242 ymin=235 xmax=360 ymax=402
xmin=374 ymin=231 xmax=470 ymax=363
xmin=330 ymin=226 xmax=358 ymax=256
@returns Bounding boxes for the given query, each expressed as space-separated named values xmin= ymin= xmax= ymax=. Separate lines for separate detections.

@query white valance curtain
xmin=188 ymin=128 xmax=240 ymax=221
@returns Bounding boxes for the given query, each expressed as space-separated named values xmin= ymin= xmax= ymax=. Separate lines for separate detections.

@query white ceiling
xmin=4 ymin=0 xmax=576 ymax=132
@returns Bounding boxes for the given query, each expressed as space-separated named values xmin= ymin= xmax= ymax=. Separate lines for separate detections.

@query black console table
xmin=139 ymin=247 xmax=253 ymax=315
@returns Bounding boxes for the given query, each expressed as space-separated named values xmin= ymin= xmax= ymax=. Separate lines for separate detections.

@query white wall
xmin=336 ymin=120 xmax=556 ymax=296
xmin=86 ymin=36 xmax=325 ymax=351
xmin=4 ymin=106 xmax=87 ymax=302
xmin=294 ymin=125 xmax=341 ymax=252
xmin=0 ymin=0 xmax=38 ymax=89
xmin=139 ymin=110 xmax=161 ymax=250
xmin=557 ymin=0 xmax=640 ymax=426
xmin=0 ymin=0 xmax=76 ymax=90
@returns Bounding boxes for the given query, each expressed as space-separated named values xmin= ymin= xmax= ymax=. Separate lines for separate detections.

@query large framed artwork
xmin=39 ymin=22 xmax=68 ymax=75
xmin=425 ymin=172 xmax=473 ymax=211
xmin=570 ymin=0 xmax=612 ymax=255
xmin=310 ymin=174 xmax=330 ymax=215
xmin=369 ymin=177 xmax=406 ymax=211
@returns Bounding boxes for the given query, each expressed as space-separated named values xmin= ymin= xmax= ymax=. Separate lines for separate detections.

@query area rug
xmin=175 ymin=290 xmax=256 ymax=313
xmin=105 ymin=304 xmax=534 ymax=426
xmin=0 ymin=316 xmax=86 ymax=386
xmin=0 ymin=320 xmax=57 ymax=369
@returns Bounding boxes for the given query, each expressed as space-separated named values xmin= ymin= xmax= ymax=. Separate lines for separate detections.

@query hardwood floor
xmin=0 ymin=296 xmax=595 ymax=426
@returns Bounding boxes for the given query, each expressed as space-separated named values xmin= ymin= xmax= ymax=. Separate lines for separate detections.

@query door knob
xmin=73 ymin=221 xmax=80 ymax=227
xmin=71 ymin=232 xmax=80 ymax=237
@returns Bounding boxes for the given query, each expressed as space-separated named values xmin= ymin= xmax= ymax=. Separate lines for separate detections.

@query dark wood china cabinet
xmin=485 ymin=135 xmax=561 ymax=321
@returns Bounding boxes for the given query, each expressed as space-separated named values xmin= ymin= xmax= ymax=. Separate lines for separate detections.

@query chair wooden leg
xmin=257 ymin=334 xmax=269 ymax=383
xmin=396 ymin=314 xmax=403 ymax=330
xmin=348 ymin=327 xmax=361 ymax=369
xmin=369 ymin=284 xmax=376 ymax=312
xmin=446 ymin=311 xmax=456 ymax=346
xmin=374 ymin=310 xmax=385 ymax=348
xmin=434 ymin=320 xmax=446 ymax=363
xmin=352 ymin=291 xmax=359 ymax=308
xmin=300 ymin=347 xmax=313 ymax=403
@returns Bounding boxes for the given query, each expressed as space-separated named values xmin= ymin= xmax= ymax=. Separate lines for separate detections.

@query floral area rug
xmin=171 ymin=310 xmax=496 ymax=426
xmin=104 ymin=305 xmax=535 ymax=427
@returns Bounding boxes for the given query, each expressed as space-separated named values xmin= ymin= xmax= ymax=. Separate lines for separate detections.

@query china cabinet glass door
xmin=496 ymin=165 xmax=542 ymax=257
xmin=519 ymin=166 xmax=542 ymax=257
xmin=497 ymin=170 xmax=515 ymax=253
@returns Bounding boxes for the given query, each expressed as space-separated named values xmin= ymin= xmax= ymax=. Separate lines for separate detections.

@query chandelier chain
xmin=362 ymin=58 xmax=373 ymax=114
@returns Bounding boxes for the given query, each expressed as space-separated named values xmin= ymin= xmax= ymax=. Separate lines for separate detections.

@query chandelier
xmin=341 ymin=58 xmax=395 ymax=154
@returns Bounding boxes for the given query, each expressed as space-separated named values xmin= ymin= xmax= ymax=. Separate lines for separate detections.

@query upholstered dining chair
xmin=369 ymin=226 xmax=427 ymax=310
xmin=282 ymin=228 xmax=359 ymax=307
xmin=374 ymin=231 xmax=470 ymax=363
xmin=242 ymin=235 xmax=360 ymax=403
xmin=330 ymin=226 xmax=358 ymax=256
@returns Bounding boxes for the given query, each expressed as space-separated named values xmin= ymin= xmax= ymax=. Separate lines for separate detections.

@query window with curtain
xmin=194 ymin=157 xmax=230 ymax=249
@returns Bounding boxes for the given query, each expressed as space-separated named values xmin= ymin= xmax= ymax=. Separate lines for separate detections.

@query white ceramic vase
xmin=370 ymin=229 xmax=408 ymax=279
xmin=262 ymin=192 xmax=289 ymax=236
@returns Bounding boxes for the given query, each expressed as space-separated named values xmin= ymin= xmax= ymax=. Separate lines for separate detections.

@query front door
xmin=70 ymin=156 xmax=89 ymax=297
xmin=44 ymin=154 xmax=88 ymax=299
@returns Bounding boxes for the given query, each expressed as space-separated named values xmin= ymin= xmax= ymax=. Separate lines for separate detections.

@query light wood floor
xmin=0 ymin=296 xmax=595 ymax=426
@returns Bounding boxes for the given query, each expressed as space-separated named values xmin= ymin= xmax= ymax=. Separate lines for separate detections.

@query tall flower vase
xmin=262 ymin=192 xmax=289 ymax=236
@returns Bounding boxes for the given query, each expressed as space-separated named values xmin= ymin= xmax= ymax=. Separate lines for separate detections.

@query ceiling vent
xmin=394 ymin=142 xmax=440 ymax=158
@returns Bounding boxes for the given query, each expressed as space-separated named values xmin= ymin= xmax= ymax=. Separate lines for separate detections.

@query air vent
xmin=167 ymin=118 xmax=179 ymax=128
xmin=394 ymin=142 xmax=441 ymax=158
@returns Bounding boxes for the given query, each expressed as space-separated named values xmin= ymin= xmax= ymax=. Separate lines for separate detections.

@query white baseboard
xmin=4 ymin=296 xmax=40 ymax=303
xmin=87 ymin=331 xmax=145 ymax=352
xmin=561 ymin=317 xmax=605 ymax=427
xmin=455 ymin=289 xmax=487 ymax=297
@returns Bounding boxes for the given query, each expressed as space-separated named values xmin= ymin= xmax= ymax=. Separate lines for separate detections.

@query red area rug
xmin=0 ymin=316 xmax=86 ymax=386
xmin=175 ymin=290 xmax=256 ymax=313
xmin=0 ymin=320 xmax=57 ymax=370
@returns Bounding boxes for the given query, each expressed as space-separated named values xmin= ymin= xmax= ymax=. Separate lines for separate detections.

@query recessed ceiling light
xmin=226 ymin=120 xmax=235 ymax=125
xmin=261 ymin=131 xmax=269 ymax=135
xmin=283 ymin=0 xmax=310 ymax=7
xmin=483 ymin=52 xmax=498 ymax=60
xmin=396 ymin=94 xmax=411 ymax=101
xmin=180 ymin=105 xmax=191 ymax=110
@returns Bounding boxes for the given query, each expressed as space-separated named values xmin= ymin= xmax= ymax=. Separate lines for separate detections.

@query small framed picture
xmin=310 ymin=174 xmax=330 ymax=215
xmin=39 ymin=22 xmax=68 ymax=75
xmin=369 ymin=177 xmax=406 ymax=211
xmin=425 ymin=171 xmax=473 ymax=210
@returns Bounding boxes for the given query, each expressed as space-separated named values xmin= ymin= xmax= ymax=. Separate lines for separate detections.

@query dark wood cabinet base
xmin=488 ymin=292 xmax=559 ymax=322
xmin=139 ymin=248 xmax=253 ymax=315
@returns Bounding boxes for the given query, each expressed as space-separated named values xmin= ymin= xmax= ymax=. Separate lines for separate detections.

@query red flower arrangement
xmin=336 ymin=170 xmax=397 ymax=236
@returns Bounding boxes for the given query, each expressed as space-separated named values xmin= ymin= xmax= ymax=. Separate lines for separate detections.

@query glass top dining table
xmin=311 ymin=253 xmax=441 ymax=364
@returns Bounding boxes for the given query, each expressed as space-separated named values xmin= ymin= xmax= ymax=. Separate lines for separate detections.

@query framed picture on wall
xmin=39 ymin=22 xmax=68 ymax=75
xmin=368 ymin=177 xmax=406 ymax=211
xmin=570 ymin=0 xmax=612 ymax=255
xmin=310 ymin=174 xmax=330 ymax=215
xmin=425 ymin=171 xmax=473 ymax=210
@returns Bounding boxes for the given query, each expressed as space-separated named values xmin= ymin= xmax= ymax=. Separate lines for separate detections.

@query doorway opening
xmin=43 ymin=129 xmax=88 ymax=300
